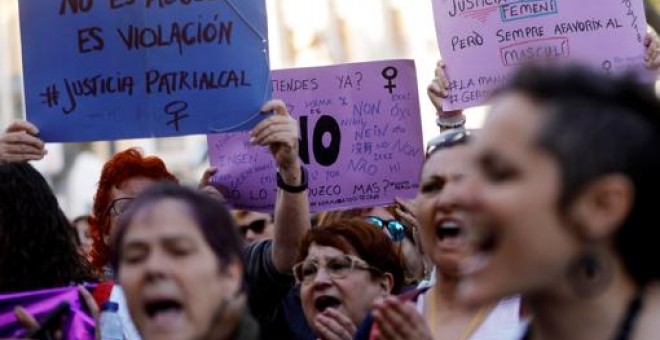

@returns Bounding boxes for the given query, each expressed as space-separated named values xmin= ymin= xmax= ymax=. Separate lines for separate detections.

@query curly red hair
xmin=89 ymin=148 xmax=177 ymax=273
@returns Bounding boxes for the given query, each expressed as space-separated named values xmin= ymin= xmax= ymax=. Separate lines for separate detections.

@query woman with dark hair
xmin=110 ymin=183 xmax=256 ymax=340
xmin=294 ymin=219 xmax=405 ymax=340
xmin=0 ymin=162 xmax=96 ymax=293
xmin=451 ymin=64 xmax=660 ymax=339
xmin=366 ymin=129 xmax=523 ymax=340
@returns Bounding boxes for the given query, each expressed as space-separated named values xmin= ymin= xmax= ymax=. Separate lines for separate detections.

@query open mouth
xmin=460 ymin=220 xmax=500 ymax=276
xmin=436 ymin=220 xmax=463 ymax=241
xmin=314 ymin=295 xmax=341 ymax=313
xmin=145 ymin=298 xmax=183 ymax=319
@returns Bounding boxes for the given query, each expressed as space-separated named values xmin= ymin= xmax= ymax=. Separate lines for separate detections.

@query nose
xmin=434 ymin=182 xmax=463 ymax=213
xmin=455 ymin=172 xmax=482 ymax=210
xmin=309 ymin=266 xmax=333 ymax=287
xmin=246 ymin=229 xmax=257 ymax=241
xmin=143 ymin=251 xmax=168 ymax=282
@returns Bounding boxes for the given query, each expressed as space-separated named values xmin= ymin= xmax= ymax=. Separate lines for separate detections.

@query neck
xmin=528 ymin=260 xmax=638 ymax=340
xmin=434 ymin=272 xmax=469 ymax=311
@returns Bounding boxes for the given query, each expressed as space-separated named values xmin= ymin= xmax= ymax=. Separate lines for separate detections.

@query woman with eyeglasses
xmin=89 ymin=147 xmax=178 ymax=279
xmin=317 ymin=204 xmax=429 ymax=288
xmin=293 ymin=219 xmax=405 ymax=340
xmin=366 ymin=127 xmax=523 ymax=340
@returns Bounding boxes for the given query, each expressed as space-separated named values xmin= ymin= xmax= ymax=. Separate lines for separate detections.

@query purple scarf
xmin=0 ymin=285 xmax=96 ymax=339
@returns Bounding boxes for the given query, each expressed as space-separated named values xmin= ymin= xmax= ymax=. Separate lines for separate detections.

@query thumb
xmin=14 ymin=306 xmax=39 ymax=330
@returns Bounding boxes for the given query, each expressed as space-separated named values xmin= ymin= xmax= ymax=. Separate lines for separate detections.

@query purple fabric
xmin=0 ymin=286 xmax=96 ymax=339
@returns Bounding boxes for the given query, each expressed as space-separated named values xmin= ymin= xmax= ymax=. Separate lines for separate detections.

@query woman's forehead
xmin=124 ymin=200 xmax=199 ymax=239
xmin=479 ymin=94 xmax=545 ymax=152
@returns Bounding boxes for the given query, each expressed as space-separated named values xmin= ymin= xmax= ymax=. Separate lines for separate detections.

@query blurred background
xmin=0 ymin=0 xmax=658 ymax=218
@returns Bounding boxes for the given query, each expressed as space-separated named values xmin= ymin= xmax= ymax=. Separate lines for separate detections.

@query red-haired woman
xmin=88 ymin=147 xmax=177 ymax=278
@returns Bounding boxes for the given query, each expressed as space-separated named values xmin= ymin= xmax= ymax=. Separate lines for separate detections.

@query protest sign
xmin=207 ymin=60 xmax=424 ymax=213
xmin=0 ymin=286 xmax=96 ymax=338
xmin=432 ymin=0 xmax=648 ymax=110
xmin=19 ymin=0 xmax=269 ymax=142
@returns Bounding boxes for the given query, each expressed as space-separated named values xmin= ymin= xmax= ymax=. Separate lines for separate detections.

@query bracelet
xmin=436 ymin=114 xmax=466 ymax=129
xmin=276 ymin=166 xmax=308 ymax=193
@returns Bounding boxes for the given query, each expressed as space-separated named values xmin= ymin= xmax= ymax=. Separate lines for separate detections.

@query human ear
xmin=219 ymin=259 xmax=244 ymax=296
xmin=378 ymin=273 xmax=394 ymax=294
xmin=568 ymin=174 xmax=633 ymax=240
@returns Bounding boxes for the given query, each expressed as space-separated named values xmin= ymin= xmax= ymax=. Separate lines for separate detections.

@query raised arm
xmin=250 ymin=99 xmax=311 ymax=273
xmin=427 ymin=60 xmax=466 ymax=132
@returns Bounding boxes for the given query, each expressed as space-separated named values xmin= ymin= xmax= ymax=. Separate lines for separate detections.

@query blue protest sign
xmin=19 ymin=0 xmax=270 ymax=142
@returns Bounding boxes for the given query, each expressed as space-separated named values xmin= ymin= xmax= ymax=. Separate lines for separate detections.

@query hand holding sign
xmin=208 ymin=60 xmax=424 ymax=213
xmin=0 ymin=121 xmax=47 ymax=164
xmin=250 ymin=100 xmax=302 ymax=182
xmin=427 ymin=60 xmax=451 ymax=109
xmin=431 ymin=0 xmax=650 ymax=110
xmin=645 ymin=32 xmax=660 ymax=70
xmin=427 ymin=61 xmax=465 ymax=131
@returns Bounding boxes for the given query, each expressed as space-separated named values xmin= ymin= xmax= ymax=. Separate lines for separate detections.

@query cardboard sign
xmin=207 ymin=60 xmax=424 ymax=213
xmin=19 ymin=0 xmax=269 ymax=142
xmin=432 ymin=0 xmax=648 ymax=110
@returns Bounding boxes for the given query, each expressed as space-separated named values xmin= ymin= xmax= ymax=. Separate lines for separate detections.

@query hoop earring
xmin=566 ymin=245 xmax=614 ymax=298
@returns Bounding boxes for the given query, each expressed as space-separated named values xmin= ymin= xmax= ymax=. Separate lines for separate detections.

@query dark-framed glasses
xmin=107 ymin=197 xmax=134 ymax=217
xmin=365 ymin=216 xmax=406 ymax=242
xmin=238 ymin=219 xmax=268 ymax=236
xmin=425 ymin=129 xmax=472 ymax=158
xmin=292 ymin=254 xmax=381 ymax=284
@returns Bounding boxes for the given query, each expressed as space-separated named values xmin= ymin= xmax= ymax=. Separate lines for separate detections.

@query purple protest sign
xmin=432 ymin=0 xmax=648 ymax=110
xmin=207 ymin=60 xmax=424 ymax=212
xmin=0 ymin=286 xmax=96 ymax=339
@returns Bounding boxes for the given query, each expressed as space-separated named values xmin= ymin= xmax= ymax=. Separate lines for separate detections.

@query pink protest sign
xmin=207 ymin=60 xmax=424 ymax=212
xmin=432 ymin=0 xmax=648 ymax=110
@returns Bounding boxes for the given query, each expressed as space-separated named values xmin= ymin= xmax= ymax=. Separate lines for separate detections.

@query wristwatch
xmin=276 ymin=166 xmax=308 ymax=193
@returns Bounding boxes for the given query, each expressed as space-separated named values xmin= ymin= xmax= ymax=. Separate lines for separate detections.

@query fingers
xmin=434 ymin=60 xmax=450 ymax=93
xmin=250 ymin=115 xmax=297 ymax=142
xmin=254 ymin=132 xmax=298 ymax=149
xmin=78 ymin=285 xmax=99 ymax=320
xmin=14 ymin=306 xmax=39 ymax=331
xmin=395 ymin=197 xmax=416 ymax=214
xmin=645 ymin=32 xmax=660 ymax=70
xmin=427 ymin=84 xmax=446 ymax=113
xmin=314 ymin=309 xmax=356 ymax=340
xmin=373 ymin=297 xmax=431 ymax=340
xmin=6 ymin=120 xmax=40 ymax=135
xmin=200 ymin=185 xmax=227 ymax=203
xmin=2 ymin=130 xmax=46 ymax=150
xmin=0 ymin=121 xmax=47 ymax=163
xmin=428 ymin=60 xmax=451 ymax=112
xmin=260 ymin=99 xmax=288 ymax=116
xmin=395 ymin=198 xmax=418 ymax=228
xmin=198 ymin=167 xmax=218 ymax=189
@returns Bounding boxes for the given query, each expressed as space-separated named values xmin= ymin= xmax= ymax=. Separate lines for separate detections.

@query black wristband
xmin=276 ymin=166 xmax=308 ymax=193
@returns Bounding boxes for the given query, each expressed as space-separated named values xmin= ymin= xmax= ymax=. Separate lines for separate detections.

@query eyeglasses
xmin=238 ymin=219 xmax=268 ymax=236
xmin=425 ymin=129 xmax=472 ymax=158
xmin=365 ymin=216 xmax=406 ymax=242
xmin=293 ymin=254 xmax=382 ymax=284
xmin=107 ymin=197 xmax=134 ymax=217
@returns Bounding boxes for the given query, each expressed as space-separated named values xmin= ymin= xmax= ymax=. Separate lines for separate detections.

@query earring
xmin=566 ymin=245 xmax=614 ymax=298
